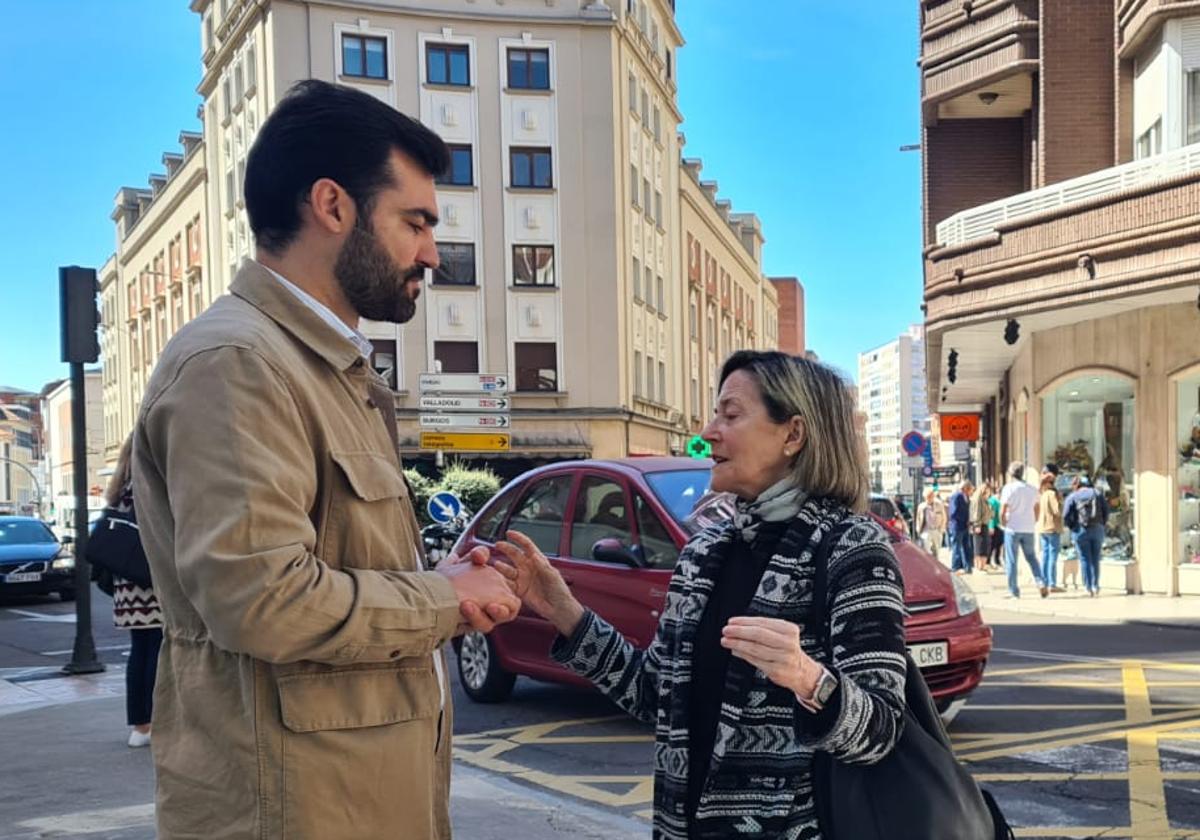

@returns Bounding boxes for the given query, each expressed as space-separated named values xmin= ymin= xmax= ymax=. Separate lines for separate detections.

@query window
xmin=371 ymin=339 xmax=397 ymax=389
xmin=641 ymin=90 xmax=649 ymax=125
xmin=632 ymin=256 xmax=642 ymax=299
xmin=654 ymin=190 xmax=663 ymax=227
xmin=643 ymin=178 xmax=651 ymax=213
xmin=635 ymin=494 xmax=679 ymax=569
xmin=1188 ymin=70 xmax=1200 ymax=147
xmin=690 ymin=377 xmax=699 ymax=416
xmin=507 ymin=475 xmax=573 ymax=555
xmin=438 ymin=144 xmax=473 ymax=186
xmin=426 ymin=43 xmax=469 ymax=86
xmin=476 ymin=485 xmax=521 ymax=542
xmin=434 ymin=341 xmax=478 ymax=373
xmin=433 ymin=242 xmax=476 ymax=285
xmin=570 ymin=477 xmax=632 ymax=559
xmin=343 ymin=34 xmax=387 ymax=80
xmin=666 ymin=49 xmax=673 ymax=80
xmin=515 ymin=342 xmax=558 ymax=391
xmin=511 ymin=147 xmax=553 ymax=188
xmin=656 ymin=275 xmax=664 ymax=311
xmin=653 ymin=106 xmax=661 ymax=143
xmin=658 ymin=361 xmax=665 ymax=403
xmin=646 ymin=355 xmax=655 ymax=399
xmin=222 ymin=77 xmax=232 ymax=121
xmin=628 ymin=73 xmax=637 ymax=110
xmin=245 ymin=42 xmax=256 ymax=90
xmin=689 ymin=296 xmax=697 ymax=337
xmin=233 ymin=60 xmax=244 ymax=101
xmin=508 ymin=48 xmax=550 ymax=90
xmin=513 ymin=245 xmax=555 ymax=286
xmin=644 ymin=266 xmax=653 ymax=308
xmin=1136 ymin=117 xmax=1162 ymax=159
xmin=190 ymin=277 xmax=203 ymax=318
xmin=172 ymin=294 xmax=183 ymax=334
xmin=631 ymin=164 xmax=640 ymax=206
xmin=203 ymin=13 xmax=214 ymax=53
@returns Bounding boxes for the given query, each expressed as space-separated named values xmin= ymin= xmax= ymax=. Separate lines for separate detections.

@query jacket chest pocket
xmin=326 ymin=450 xmax=416 ymax=571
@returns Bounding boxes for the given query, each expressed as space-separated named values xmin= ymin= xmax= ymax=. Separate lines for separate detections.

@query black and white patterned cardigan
xmin=551 ymin=496 xmax=908 ymax=839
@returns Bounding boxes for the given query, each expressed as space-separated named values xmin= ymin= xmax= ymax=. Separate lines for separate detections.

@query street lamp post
xmin=0 ymin=455 xmax=43 ymax=515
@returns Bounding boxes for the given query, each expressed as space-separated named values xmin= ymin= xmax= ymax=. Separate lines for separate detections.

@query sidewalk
xmin=0 ymin=677 xmax=645 ymax=840
xmin=958 ymin=561 xmax=1200 ymax=631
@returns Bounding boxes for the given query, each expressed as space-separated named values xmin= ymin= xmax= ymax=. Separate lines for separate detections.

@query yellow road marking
xmin=1012 ymin=829 xmax=1131 ymax=838
xmin=1123 ymin=663 xmax=1170 ymax=839
xmin=956 ymin=708 xmax=1200 ymax=761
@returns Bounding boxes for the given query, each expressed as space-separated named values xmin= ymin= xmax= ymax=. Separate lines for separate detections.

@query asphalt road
xmin=2 ymin=589 xmax=1197 ymax=839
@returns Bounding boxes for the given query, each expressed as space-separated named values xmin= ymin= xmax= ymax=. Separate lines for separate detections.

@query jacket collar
xmin=230 ymin=259 xmax=364 ymax=373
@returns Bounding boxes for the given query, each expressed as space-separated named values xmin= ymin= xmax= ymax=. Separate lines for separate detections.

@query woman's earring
xmin=784 ymin=448 xmax=793 ymax=457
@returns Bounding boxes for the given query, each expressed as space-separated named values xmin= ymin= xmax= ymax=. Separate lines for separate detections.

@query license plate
xmin=908 ymin=641 xmax=949 ymax=669
xmin=4 ymin=572 xmax=42 ymax=583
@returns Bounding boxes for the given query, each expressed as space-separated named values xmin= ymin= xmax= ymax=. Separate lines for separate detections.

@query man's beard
xmin=334 ymin=217 xmax=425 ymax=324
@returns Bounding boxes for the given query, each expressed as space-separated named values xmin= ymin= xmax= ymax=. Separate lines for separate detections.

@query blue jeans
xmin=1039 ymin=532 xmax=1061 ymax=588
xmin=1004 ymin=531 xmax=1043 ymax=597
xmin=949 ymin=529 xmax=972 ymax=574
xmin=1074 ymin=525 xmax=1105 ymax=593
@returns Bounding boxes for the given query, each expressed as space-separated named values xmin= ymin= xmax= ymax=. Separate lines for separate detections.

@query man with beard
xmin=131 ymin=80 xmax=520 ymax=840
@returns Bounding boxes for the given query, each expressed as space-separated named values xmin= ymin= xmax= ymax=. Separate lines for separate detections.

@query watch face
xmin=815 ymin=672 xmax=838 ymax=704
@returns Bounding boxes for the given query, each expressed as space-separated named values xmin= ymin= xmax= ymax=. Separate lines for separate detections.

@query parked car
xmin=0 ymin=516 xmax=76 ymax=601
xmin=452 ymin=458 xmax=992 ymax=719
xmin=869 ymin=493 xmax=911 ymax=537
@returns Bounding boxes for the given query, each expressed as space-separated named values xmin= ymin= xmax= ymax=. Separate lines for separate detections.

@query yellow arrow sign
xmin=420 ymin=432 xmax=511 ymax=452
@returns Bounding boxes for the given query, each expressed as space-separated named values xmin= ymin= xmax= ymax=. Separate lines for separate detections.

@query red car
xmin=453 ymin=458 xmax=992 ymax=719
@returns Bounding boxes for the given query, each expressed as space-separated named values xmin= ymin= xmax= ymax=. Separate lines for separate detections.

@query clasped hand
xmin=720 ymin=617 xmax=823 ymax=699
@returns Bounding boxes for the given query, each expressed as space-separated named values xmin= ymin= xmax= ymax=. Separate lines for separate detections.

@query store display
xmin=1178 ymin=381 xmax=1200 ymax=574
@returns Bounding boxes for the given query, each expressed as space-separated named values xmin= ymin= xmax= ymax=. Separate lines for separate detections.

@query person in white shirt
xmin=1000 ymin=461 xmax=1047 ymax=598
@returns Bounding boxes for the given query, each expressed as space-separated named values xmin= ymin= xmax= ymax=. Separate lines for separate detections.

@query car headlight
xmin=951 ymin=574 xmax=978 ymax=616
xmin=52 ymin=547 xmax=75 ymax=570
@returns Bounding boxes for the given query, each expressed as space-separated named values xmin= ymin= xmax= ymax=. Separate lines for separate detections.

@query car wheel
xmin=456 ymin=631 xmax=515 ymax=703
xmin=58 ymin=588 xmax=76 ymax=602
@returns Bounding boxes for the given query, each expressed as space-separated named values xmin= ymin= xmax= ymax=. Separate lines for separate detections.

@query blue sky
xmin=0 ymin=1 xmax=922 ymax=393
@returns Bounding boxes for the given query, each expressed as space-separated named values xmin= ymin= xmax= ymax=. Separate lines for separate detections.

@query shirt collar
xmin=259 ymin=262 xmax=375 ymax=360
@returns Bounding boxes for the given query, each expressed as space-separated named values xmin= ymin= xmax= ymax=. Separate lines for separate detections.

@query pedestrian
xmin=1036 ymin=464 xmax=1064 ymax=591
xmin=131 ymin=80 xmax=522 ymax=840
xmin=892 ymin=494 xmax=913 ymax=538
xmin=494 ymin=351 xmax=907 ymax=839
xmin=988 ymin=482 xmax=1004 ymax=569
xmin=1001 ymin=462 xmax=1047 ymax=598
xmin=948 ymin=479 xmax=974 ymax=575
xmin=1063 ymin=474 xmax=1110 ymax=597
xmin=969 ymin=480 xmax=992 ymax=572
xmin=916 ymin=487 xmax=947 ymax=558
xmin=103 ymin=436 xmax=162 ymax=749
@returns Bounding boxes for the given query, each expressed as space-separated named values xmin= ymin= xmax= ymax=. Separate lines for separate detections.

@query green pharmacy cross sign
xmin=687 ymin=435 xmax=712 ymax=459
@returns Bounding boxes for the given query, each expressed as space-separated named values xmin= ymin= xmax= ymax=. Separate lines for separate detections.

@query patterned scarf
xmin=731 ymin=477 xmax=808 ymax=542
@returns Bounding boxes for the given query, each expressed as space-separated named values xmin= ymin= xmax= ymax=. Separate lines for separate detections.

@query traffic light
xmin=60 ymin=266 xmax=100 ymax=364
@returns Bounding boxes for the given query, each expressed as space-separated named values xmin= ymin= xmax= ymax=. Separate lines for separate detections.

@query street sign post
xmin=418 ymin=373 xmax=509 ymax=394
xmin=428 ymin=491 xmax=463 ymax=523
xmin=901 ymin=431 xmax=927 ymax=457
xmin=419 ymin=414 xmax=510 ymax=429
xmin=929 ymin=466 xmax=960 ymax=480
xmin=419 ymin=432 xmax=511 ymax=452
xmin=418 ymin=395 xmax=509 ymax=412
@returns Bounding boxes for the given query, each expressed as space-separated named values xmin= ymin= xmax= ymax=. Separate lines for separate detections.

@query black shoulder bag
xmin=85 ymin=508 xmax=153 ymax=589
xmin=809 ymin=528 xmax=1014 ymax=840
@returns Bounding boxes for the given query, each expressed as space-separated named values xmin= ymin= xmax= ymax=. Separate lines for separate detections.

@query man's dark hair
xmin=245 ymin=79 xmax=449 ymax=252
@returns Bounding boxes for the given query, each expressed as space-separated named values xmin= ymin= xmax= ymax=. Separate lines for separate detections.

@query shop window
xmin=1176 ymin=376 xmax=1200 ymax=569
xmin=1042 ymin=374 xmax=1136 ymax=565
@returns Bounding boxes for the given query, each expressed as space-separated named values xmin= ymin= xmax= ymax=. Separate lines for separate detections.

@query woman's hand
xmin=721 ymin=616 xmax=823 ymax=698
xmin=492 ymin=530 xmax=585 ymax=636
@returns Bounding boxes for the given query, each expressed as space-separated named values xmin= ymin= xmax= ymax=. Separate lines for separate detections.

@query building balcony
xmin=919 ymin=0 xmax=1038 ymax=117
xmin=924 ymin=143 xmax=1200 ymax=409
xmin=1117 ymin=0 xmax=1200 ymax=56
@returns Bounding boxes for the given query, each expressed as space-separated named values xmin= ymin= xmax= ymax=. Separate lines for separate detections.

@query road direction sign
xmin=420 ymin=414 xmax=510 ymax=429
xmin=901 ymin=431 xmax=927 ymax=457
xmin=419 ymin=432 xmax=511 ymax=452
xmin=687 ymin=435 xmax=711 ymax=459
xmin=930 ymin=465 xmax=960 ymax=480
xmin=418 ymin=395 xmax=509 ymax=412
xmin=419 ymin=373 xmax=509 ymax=394
xmin=428 ymin=491 xmax=463 ymax=523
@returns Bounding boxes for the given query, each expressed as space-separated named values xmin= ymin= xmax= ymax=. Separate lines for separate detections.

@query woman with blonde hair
xmin=104 ymin=436 xmax=162 ymax=748
xmin=494 ymin=351 xmax=907 ymax=838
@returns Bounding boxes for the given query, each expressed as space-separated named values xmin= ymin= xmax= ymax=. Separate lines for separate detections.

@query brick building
xmin=919 ymin=1 xmax=1200 ymax=595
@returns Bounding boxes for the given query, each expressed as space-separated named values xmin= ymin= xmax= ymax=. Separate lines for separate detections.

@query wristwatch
xmin=796 ymin=666 xmax=839 ymax=713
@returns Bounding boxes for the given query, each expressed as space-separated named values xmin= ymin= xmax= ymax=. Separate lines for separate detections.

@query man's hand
xmin=437 ymin=552 xmax=521 ymax=636
xmin=492 ymin=530 xmax=584 ymax=636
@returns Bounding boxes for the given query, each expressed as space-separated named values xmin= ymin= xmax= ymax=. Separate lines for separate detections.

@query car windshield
xmin=645 ymin=469 xmax=715 ymax=532
xmin=0 ymin=521 xmax=56 ymax=545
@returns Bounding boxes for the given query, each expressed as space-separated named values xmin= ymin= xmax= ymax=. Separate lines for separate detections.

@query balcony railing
xmin=935 ymin=142 xmax=1200 ymax=247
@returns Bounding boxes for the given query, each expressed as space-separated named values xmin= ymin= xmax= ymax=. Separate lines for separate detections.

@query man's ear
xmin=307 ymin=177 xmax=354 ymax=235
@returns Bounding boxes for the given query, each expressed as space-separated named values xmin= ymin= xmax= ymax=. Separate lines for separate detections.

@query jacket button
xmin=366 ymin=397 xmax=377 ymax=409
xmin=389 ymin=650 xmax=401 ymax=659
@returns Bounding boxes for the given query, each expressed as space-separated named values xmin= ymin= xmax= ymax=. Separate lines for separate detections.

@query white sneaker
xmin=128 ymin=729 xmax=151 ymax=748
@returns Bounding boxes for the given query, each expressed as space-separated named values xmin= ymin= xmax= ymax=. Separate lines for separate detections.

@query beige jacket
xmin=132 ymin=261 xmax=462 ymax=840
xmin=1036 ymin=487 xmax=1063 ymax=534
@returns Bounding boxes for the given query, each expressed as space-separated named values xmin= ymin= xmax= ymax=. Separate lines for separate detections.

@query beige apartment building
xmin=919 ymin=1 xmax=1200 ymax=595
xmin=100 ymin=131 xmax=210 ymax=461
xmin=41 ymin=373 xmax=106 ymax=505
xmin=102 ymin=0 xmax=790 ymax=473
